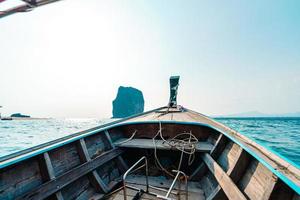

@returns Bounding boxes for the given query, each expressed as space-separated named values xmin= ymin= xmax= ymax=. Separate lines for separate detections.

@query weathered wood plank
xmin=238 ymin=159 xmax=278 ymax=200
xmin=207 ymin=149 xmax=251 ymax=200
xmin=43 ymin=153 xmax=56 ymax=180
xmin=61 ymin=175 xmax=99 ymax=200
xmin=17 ymin=148 xmax=123 ymax=200
xmin=104 ymin=130 xmax=116 ymax=148
xmin=199 ymin=172 xmax=219 ymax=198
xmin=114 ymin=138 xmax=213 ymax=152
xmin=90 ymin=171 xmax=109 ymax=192
xmin=49 ymin=143 xmax=81 ymax=177
xmin=84 ymin=133 xmax=110 ymax=159
xmin=270 ymin=179 xmax=300 ymax=200
xmin=77 ymin=139 xmax=91 ymax=162
xmin=217 ymin=142 xmax=241 ymax=172
xmin=0 ymin=158 xmax=43 ymax=199
xmin=96 ymin=159 xmax=121 ymax=185
xmin=228 ymin=150 xmax=251 ymax=183
xmin=190 ymin=134 xmax=227 ymax=181
xmin=105 ymin=130 xmax=128 ymax=171
xmin=210 ymin=134 xmax=228 ymax=159
xmin=77 ymin=139 xmax=109 ymax=193
xmin=42 ymin=152 xmax=64 ymax=200
xmin=201 ymin=153 xmax=247 ymax=200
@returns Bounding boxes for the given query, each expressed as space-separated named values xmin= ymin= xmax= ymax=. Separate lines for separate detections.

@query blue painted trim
xmin=1 ymin=120 xmax=299 ymax=194
xmin=236 ymin=130 xmax=300 ymax=170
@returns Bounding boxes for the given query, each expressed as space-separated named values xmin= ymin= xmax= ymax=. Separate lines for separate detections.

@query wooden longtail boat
xmin=0 ymin=77 xmax=300 ymax=200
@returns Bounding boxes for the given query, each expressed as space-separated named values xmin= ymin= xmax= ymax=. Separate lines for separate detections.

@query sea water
xmin=0 ymin=118 xmax=110 ymax=158
xmin=216 ymin=117 xmax=300 ymax=166
xmin=0 ymin=118 xmax=299 ymax=167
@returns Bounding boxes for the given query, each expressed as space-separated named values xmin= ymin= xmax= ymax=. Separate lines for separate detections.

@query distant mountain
xmin=213 ymin=111 xmax=300 ymax=118
xmin=275 ymin=112 xmax=300 ymax=117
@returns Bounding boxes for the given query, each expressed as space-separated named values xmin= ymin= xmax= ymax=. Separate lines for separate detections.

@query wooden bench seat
xmin=114 ymin=138 xmax=213 ymax=152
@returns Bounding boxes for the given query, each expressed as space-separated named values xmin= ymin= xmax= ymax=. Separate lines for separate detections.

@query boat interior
xmin=102 ymin=122 xmax=300 ymax=200
xmin=1 ymin=119 xmax=299 ymax=200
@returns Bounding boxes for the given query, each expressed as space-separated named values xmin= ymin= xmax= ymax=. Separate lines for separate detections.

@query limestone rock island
xmin=112 ymin=86 xmax=144 ymax=118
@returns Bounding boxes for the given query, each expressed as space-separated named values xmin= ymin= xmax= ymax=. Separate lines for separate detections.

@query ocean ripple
xmin=216 ymin=117 xmax=300 ymax=167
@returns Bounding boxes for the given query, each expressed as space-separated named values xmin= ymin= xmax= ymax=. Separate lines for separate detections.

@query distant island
xmin=213 ymin=111 xmax=300 ymax=118
xmin=112 ymin=86 xmax=144 ymax=118
xmin=11 ymin=113 xmax=30 ymax=118
xmin=0 ymin=112 xmax=48 ymax=120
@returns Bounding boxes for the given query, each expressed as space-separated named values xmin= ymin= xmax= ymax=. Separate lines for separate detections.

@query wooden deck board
xmin=114 ymin=138 xmax=213 ymax=152
xmin=107 ymin=175 xmax=205 ymax=200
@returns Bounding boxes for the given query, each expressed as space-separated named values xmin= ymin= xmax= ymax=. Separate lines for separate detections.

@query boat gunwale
xmin=1 ymin=110 xmax=299 ymax=194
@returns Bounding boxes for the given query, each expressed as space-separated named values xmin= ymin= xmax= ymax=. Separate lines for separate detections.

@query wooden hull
xmin=0 ymin=106 xmax=299 ymax=200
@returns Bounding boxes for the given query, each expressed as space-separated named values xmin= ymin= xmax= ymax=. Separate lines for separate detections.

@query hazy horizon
xmin=1 ymin=0 xmax=300 ymax=118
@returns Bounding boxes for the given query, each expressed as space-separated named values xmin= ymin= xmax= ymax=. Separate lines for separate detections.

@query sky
xmin=0 ymin=0 xmax=300 ymax=118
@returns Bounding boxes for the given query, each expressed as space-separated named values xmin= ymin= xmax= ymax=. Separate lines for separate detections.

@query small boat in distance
xmin=0 ymin=117 xmax=12 ymax=120
xmin=0 ymin=76 xmax=299 ymax=200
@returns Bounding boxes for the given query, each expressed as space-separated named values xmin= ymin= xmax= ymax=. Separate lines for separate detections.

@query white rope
xmin=153 ymin=121 xmax=198 ymax=177
xmin=114 ymin=130 xmax=137 ymax=145
xmin=114 ymin=124 xmax=198 ymax=178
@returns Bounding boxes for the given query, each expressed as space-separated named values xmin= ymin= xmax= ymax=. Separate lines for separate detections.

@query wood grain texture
xmin=118 ymin=123 xmax=217 ymax=142
xmin=0 ymin=158 xmax=43 ymax=200
xmin=104 ymin=130 xmax=128 ymax=172
xmin=96 ymin=158 xmax=121 ymax=185
xmin=84 ymin=133 xmax=111 ymax=159
xmin=61 ymin=175 xmax=98 ymax=200
xmin=41 ymin=152 xmax=64 ymax=200
xmin=201 ymin=153 xmax=247 ymax=200
xmin=238 ymin=159 xmax=277 ymax=200
xmin=207 ymin=148 xmax=251 ymax=200
xmin=114 ymin=138 xmax=213 ymax=152
xmin=77 ymin=139 xmax=109 ymax=193
xmin=217 ymin=142 xmax=242 ymax=173
xmin=18 ymin=148 xmax=123 ymax=200
xmin=199 ymin=171 xmax=219 ymax=198
xmin=49 ymin=143 xmax=81 ymax=177
xmin=190 ymin=134 xmax=228 ymax=181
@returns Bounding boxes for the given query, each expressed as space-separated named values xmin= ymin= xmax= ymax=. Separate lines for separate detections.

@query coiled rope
xmin=153 ymin=121 xmax=198 ymax=177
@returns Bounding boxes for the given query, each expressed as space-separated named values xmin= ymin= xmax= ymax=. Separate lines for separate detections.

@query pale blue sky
xmin=1 ymin=0 xmax=300 ymax=118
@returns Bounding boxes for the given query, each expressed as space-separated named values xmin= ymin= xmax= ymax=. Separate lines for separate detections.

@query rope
xmin=114 ymin=123 xmax=198 ymax=179
xmin=114 ymin=130 xmax=137 ymax=145
xmin=153 ymin=121 xmax=198 ymax=177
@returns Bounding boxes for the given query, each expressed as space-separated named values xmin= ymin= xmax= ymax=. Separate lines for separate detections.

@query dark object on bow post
xmin=168 ymin=76 xmax=180 ymax=108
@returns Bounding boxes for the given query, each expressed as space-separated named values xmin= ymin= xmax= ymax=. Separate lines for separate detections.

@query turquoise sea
xmin=216 ymin=117 xmax=300 ymax=166
xmin=0 ymin=117 xmax=299 ymax=167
